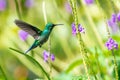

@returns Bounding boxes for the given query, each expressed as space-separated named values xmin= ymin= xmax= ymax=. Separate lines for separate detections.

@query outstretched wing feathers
xmin=15 ymin=20 xmax=42 ymax=39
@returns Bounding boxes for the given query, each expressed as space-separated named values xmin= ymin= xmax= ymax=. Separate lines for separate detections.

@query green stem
xmin=95 ymin=47 xmax=105 ymax=80
xmin=95 ymin=0 xmax=111 ymax=39
xmin=111 ymin=50 xmax=119 ymax=80
xmin=9 ymin=47 xmax=51 ymax=80
xmin=69 ymin=0 xmax=90 ymax=80
xmin=14 ymin=0 xmax=22 ymax=19
xmin=86 ymin=58 xmax=98 ymax=80
xmin=81 ymin=0 xmax=104 ymax=50
xmin=42 ymin=1 xmax=52 ymax=79
xmin=0 ymin=66 xmax=7 ymax=80
xmin=96 ymin=0 xmax=118 ymax=80
xmin=110 ymin=0 xmax=118 ymax=13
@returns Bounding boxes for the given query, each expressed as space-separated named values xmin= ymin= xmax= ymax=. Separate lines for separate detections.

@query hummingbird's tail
xmin=24 ymin=45 xmax=37 ymax=54
xmin=24 ymin=40 xmax=39 ymax=54
xmin=25 ymin=49 xmax=31 ymax=54
xmin=25 ymin=48 xmax=32 ymax=54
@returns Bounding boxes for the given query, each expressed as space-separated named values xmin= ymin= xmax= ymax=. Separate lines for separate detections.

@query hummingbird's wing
xmin=15 ymin=20 xmax=42 ymax=39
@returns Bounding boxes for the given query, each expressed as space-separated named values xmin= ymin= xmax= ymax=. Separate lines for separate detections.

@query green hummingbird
xmin=15 ymin=20 xmax=63 ymax=54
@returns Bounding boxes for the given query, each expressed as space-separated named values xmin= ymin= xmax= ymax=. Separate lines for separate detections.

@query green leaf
xmin=54 ymin=73 xmax=72 ymax=80
xmin=65 ymin=59 xmax=82 ymax=73
xmin=0 ymin=66 xmax=7 ymax=80
xmin=9 ymin=47 xmax=50 ymax=80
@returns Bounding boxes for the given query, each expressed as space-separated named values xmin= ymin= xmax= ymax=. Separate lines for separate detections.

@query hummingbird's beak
xmin=54 ymin=24 xmax=64 ymax=26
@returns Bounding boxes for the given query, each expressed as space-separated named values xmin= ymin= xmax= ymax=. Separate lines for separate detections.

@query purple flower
xmin=113 ymin=42 xmax=118 ymax=49
xmin=111 ymin=13 xmax=117 ymax=23
xmin=50 ymin=54 xmax=55 ymax=61
xmin=117 ymin=12 xmax=120 ymax=21
xmin=78 ymin=24 xmax=85 ymax=33
xmin=107 ymin=13 xmax=119 ymax=34
xmin=107 ymin=20 xmax=118 ymax=33
xmin=64 ymin=2 xmax=72 ymax=13
xmin=71 ymin=22 xmax=85 ymax=36
xmin=71 ymin=23 xmax=77 ymax=36
xmin=105 ymin=42 xmax=112 ymax=50
xmin=84 ymin=0 xmax=94 ymax=5
xmin=43 ymin=50 xmax=50 ymax=62
xmin=43 ymin=50 xmax=55 ymax=62
xmin=107 ymin=19 xmax=114 ymax=27
xmin=18 ymin=30 xmax=28 ymax=41
xmin=25 ymin=0 xmax=34 ymax=8
xmin=108 ymin=38 xmax=114 ymax=44
xmin=0 ymin=0 xmax=6 ymax=11
xmin=105 ymin=38 xmax=118 ymax=50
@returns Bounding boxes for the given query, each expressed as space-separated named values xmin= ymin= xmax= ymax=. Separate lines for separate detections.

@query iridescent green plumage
xmin=15 ymin=20 xmax=63 ymax=53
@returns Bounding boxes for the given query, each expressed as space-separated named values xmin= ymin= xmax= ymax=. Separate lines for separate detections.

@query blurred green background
xmin=0 ymin=0 xmax=120 ymax=80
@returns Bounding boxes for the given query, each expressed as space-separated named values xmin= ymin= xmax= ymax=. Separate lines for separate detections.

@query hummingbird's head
xmin=45 ymin=23 xmax=63 ymax=31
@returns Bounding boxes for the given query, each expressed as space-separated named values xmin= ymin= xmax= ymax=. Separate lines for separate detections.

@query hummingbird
xmin=14 ymin=20 xmax=63 ymax=54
